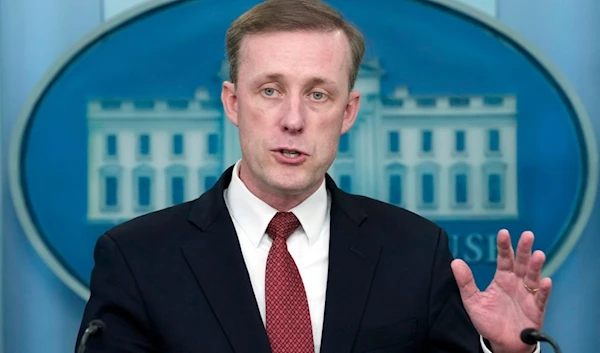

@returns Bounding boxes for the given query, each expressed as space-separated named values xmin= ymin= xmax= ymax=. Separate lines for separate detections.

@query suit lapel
xmin=320 ymin=176 xmax=381 ymax=353
xmin=182 ymin=167 xmax=272 ymax=353
xmin=180 ymin=169 xmax=380 ymax=353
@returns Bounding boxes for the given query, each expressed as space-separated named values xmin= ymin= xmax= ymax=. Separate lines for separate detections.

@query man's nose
xmin=280 ymin=96 xmax=306 ymax=133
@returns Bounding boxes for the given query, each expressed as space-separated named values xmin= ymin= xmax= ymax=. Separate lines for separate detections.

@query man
xmin=76 ymin=1 xmax=551 ymax=352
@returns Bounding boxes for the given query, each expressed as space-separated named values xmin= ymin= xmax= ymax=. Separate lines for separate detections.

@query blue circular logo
xmin=9 ymin=0 xmax=597 ymax=299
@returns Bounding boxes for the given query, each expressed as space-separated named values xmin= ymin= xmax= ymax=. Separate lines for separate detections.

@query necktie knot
xmin=266 ymin=212 xmax=300 ymax=240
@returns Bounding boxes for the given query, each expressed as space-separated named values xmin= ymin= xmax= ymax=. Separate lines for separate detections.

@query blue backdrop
xmin=1 ymin=0 xmax=599 ymax=352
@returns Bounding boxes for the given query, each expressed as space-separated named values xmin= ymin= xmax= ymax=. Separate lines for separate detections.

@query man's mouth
xmin=280 ymin=149 xmax=301 ymax=158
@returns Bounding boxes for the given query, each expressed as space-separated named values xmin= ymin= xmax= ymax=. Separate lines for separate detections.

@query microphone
xmin=520 ymin=328 xmax=562 ymax=353
xmin=77 ymin=319 xmax=105 ymax=353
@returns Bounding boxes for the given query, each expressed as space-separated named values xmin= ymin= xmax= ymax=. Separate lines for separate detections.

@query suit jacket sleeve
xmin=75 ymin=233 xmax=157 ymax=353
xmin=426 ymin=228 xmax=483 ymax=353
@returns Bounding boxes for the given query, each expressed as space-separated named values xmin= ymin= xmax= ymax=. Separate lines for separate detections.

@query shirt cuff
xmin=480 ymin=335 xmax=540 ymax=353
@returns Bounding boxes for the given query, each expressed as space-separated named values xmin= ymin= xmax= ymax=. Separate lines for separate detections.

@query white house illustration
xmin=87 ymin=58 xmax=517 ymax=223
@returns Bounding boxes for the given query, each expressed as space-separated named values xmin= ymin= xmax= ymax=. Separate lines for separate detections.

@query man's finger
xmin=451 ymin=259 xmax=480 ymax=303
xmin=524 ymin=250 xmax=545 ymax=292
xmin=514 ymin=231 xmax=534 ymax=278
xmin=496 ymin=229 xmax=514 ymax=272
xmin=535 ymin=277 xmax=552 ymax=311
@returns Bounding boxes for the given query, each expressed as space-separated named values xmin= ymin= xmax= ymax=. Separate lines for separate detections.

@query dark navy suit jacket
xmin=77 ymin=166 xmax=482 ymax=352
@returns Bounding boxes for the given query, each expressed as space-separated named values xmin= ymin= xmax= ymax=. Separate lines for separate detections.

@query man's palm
xmin=451 ymin=230 xmax=552 ymax=353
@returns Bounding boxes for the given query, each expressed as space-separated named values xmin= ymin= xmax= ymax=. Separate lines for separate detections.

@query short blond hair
xmin=225 ymin=0 xmax=365 ymax=90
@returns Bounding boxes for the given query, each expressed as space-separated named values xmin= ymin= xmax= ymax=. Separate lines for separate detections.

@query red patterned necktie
xmin=265 ymin=212 xmax=314 ymax=353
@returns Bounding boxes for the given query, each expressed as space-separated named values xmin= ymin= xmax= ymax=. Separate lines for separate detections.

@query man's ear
xmin=221 ymin=81 xmax=239 ymax=126
xmin=341 ymin=90 xmax=361 ymax=134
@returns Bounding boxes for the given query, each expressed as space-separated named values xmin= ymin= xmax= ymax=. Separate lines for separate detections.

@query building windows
xmin=166 ymin=165 xmax=188 ymax=206
xmin=416 ymin=162 xmax=439 ymax=209
xmin=171 ymin=177 xmax=185 ymax=205
xmin=198 ymin=165 xmax=220 ymax=194
xmin=204 ymin=175 xmax=218 ymax=191
xmin=106 ymin=134 xmax=117 ymax=158
xmin=133 ymin=165 xmax=155 ymax=212
xmin=382 ymin=97 xmax=404 ymax=107
xmin=133 ymin=100 xmax=154 ymax=110
xmin=334 ymin=162 xmax=354 ymax=194
xmin=100 ymin=100 xmax=121 ymax=110
xmin=455 ymin=130 xmax=466 ymax=153
xmin=449 ymin=97 xmax=470 ymax=107
xmin=386 ymin=163 xmax=406 ymax=206
xmin=139 ymin=134 xmax=151 ymax=157
xmin=138 ymin=176 xmax=151 ymax=207
xmin=389 ymin=174 xmax=402 ymax=205
xmin=389 ymin=131 xmax=400 ymax=153
xmin=99 ymin=164 xmax=122 ymax=212
xmin=449 ymin=163 xmax=471 ymax=209
xmin=339 ymin=174 xmax=352 ymax=193
xmin=455 ymin=174 xmax=468 ymax=204
xmin=167 ymin=99 xmax=189 ymax=110
xmin=416 ymin=97 xmax=436 ymax=107
xmin=422 ymin=174 xmax=434 ymax=204
xmin=105 ymin=176 xmax=118 ymax=207
xmin=421 ymin=130 xmax=433 ymax=153
xmin=172 ymin=134 xmax=184 ymax=156
xmin=482 ymin=162 xmax=506 ymax=209
xmin=208 ymin=133 xmax=219 ymax=155
xmin=484 ymin=96 xmax=504 ymax=106
xmin=488 ymin=129 xmax=500 ymax=152
xmin=488 ymin=174 xmax=502 ymax=203
xmin=339 ymin=133 xmax=350 ymax=154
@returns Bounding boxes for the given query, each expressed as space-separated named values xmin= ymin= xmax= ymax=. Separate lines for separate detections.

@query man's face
xmin=221 ymin=30 xmax=360 ymax=205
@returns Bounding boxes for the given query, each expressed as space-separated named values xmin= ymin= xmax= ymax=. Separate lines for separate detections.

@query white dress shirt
xmin=223 ymin=160 xmax=538 ymax=353
xmin=224 ymin=161 xmax=330 ymax=352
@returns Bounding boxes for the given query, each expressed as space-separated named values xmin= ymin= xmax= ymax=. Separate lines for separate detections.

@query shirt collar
xmin=224 ymin=160 xmax=328 ymax=247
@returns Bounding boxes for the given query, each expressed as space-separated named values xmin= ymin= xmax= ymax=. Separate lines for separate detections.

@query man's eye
xmin=312 ymin=92 xmax=326 ymax=100
xmin=263 ymin=88 xmax=276 ymax=96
